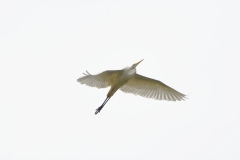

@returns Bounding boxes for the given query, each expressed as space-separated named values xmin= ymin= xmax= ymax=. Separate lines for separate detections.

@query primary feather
xmin=120 ymin=74 xmax=185 ymax=101
xmin=77 ymin=70 xmax=122 ymax=89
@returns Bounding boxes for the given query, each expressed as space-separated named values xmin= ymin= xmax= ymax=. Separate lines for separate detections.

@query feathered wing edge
xmin=77 ymin=70 xmax=121 ymax=89
xmin=120 ymin=74 xmax=186 ymax=101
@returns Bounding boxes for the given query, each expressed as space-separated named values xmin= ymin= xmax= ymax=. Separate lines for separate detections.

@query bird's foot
xmin=95 ymin=106 xmax=103 ymax=115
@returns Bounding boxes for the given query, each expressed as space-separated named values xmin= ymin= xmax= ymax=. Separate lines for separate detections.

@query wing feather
xmin=120 ymin=74 xmax=186 ymax=101
xmin=77 ymin=70 xmax=122 ymax=89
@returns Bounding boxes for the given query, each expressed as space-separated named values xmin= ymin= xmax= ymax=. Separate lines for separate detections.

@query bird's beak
xmin=135 ymin=59 xmax=144 ymax=66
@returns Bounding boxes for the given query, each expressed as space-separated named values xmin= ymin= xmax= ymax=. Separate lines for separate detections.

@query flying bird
xmin=77 ymin=59 xmax=186 ymax=114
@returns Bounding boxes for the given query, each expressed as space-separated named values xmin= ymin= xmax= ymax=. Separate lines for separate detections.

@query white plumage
xmin=77 ymin=59 xmax=185 ymax=114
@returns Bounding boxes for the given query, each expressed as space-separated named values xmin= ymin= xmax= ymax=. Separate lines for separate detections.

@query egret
xmin=77 ymin=59 xmax=186 ymax=114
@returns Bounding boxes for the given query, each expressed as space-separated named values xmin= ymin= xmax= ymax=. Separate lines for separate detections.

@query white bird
xmin=77 ymin=59 xmax=186 ymax=114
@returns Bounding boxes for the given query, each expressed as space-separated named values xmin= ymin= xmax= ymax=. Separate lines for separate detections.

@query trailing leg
xmin=95 ymin=97 xmax=110 ymax=115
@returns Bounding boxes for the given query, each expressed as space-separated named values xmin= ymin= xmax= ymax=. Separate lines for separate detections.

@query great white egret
xmin=77 ymin=59 xmax=186 ymax=114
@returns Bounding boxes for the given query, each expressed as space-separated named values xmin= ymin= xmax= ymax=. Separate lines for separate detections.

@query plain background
xmin=1 ymin=0 xmax=240 ymax=159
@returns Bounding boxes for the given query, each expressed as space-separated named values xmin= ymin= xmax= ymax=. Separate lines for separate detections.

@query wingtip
xmin=81 ymin=70 xmax=91 ymax=76
xmin=86 ymin=70 xmax=91 ymax=75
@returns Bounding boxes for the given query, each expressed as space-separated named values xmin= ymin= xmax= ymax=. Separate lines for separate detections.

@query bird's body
xmin=77 ymin=60 xmax=186 ymax=114
xmin=107 ymin=68 xmax=136 ymax=97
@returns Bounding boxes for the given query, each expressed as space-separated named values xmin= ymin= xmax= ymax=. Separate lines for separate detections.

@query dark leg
xmin=95 ymin=97 xmax=110 ymax=115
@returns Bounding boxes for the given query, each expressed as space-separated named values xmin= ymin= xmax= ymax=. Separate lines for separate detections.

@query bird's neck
xmin=125 ymin=68 xmax=136 ymax=75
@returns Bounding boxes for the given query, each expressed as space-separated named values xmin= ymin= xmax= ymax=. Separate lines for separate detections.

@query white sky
xmin=1 ymin=0 xmax=240 ymax=159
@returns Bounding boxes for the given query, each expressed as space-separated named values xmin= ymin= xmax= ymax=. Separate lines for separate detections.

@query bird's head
xmin=130 ymin=59 xmax=144 ymax=69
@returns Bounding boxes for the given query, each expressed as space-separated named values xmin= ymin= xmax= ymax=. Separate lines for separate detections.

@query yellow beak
xmin=135 ymin=59 xmax=144 ymax=66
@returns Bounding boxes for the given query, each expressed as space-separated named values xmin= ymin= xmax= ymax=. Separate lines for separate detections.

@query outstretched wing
xmin=77 ymin=70 xmax=122 ymax=89
xmin=120 ymin=74 xmax=186 ymax=101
